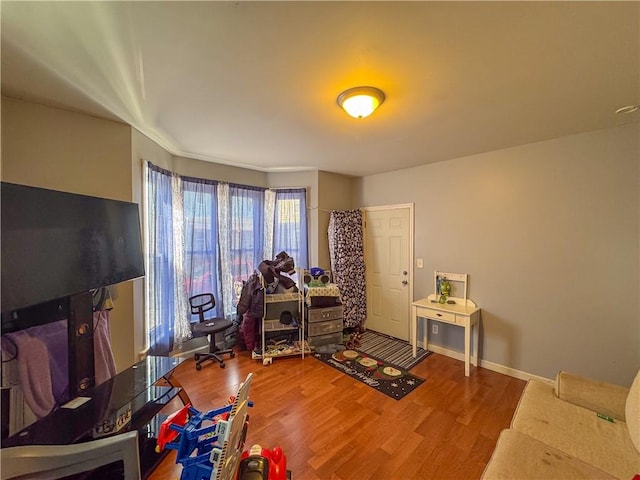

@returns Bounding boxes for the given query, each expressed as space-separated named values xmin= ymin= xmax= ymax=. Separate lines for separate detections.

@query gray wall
xmin=354 ymin=124 xmax=639 ymax=385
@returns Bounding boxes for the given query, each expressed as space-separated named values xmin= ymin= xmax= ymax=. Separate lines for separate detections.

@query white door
xmin=364 ymin=205 xmax=412 ymax=341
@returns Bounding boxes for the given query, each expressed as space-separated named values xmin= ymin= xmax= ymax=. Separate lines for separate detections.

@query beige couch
xmin=482 ymin=369 xmax=640 ymax=479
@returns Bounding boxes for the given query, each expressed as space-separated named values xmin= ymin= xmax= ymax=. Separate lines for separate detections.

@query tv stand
xmin=2 ymin=356 xmax=186 ymax=479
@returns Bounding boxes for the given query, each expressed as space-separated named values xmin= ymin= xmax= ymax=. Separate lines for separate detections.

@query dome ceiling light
xmin=337 ymin=86 xmax=385 ymax=119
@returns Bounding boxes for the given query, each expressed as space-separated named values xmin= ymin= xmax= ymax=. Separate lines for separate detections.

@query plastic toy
xmin=156 ymin=403 xmax=191 ymax=453
xmin=156 ymin=373 xmax=292 ymax=480
xmin=156 ymin=374 xmax=254 ymax=480
xmin=236 ymin=444 xmax=289 ymax=480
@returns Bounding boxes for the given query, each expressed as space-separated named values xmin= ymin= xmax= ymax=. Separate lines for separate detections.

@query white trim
xmin=141 ymin=159 xmax=150 ymax=353
xmin=137 ymin=347 xmax=149 ymax=361
xmin=424 ymin=343 xmax=554 ymax=385
xmin=362 ymin=203 xmax=414 ymax=212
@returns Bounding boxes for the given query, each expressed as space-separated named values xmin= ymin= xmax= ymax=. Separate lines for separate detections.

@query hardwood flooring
xmin=148 ymin=349 xmax=525 ymax=480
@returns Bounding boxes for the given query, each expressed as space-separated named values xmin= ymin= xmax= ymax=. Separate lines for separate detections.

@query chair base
xmin=194 ymin=348 xmax=235 ymax=370
xmin=192 ymin=318 xmax=235 ymax=370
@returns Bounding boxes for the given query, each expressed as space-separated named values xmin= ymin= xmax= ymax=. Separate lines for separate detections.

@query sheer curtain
xmin=222 ymin=184 xmax=265 ymax=318
xmin=182 ymin=177 xmax=224 ymax=320
xmin=273 ymin=188 xmax=308 ymax=270
xmin=145 ymin=163 xmax=191 ymax=355
xmin=144 ymin=161 xmax=308 ymax=353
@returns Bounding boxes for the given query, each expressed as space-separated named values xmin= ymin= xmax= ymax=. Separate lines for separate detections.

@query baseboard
xmin=171 ymin=344 xmax=209 ymax=359
xmin=424 ymin=343 xmax=554 ymax=385
xmin=137 ymin=347 xmax=149 ymax=361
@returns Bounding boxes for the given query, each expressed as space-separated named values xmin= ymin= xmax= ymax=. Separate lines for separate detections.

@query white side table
xmin=412 ymin=294 xmax=480 ymax=376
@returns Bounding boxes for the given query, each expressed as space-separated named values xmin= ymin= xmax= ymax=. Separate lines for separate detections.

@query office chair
xmin=1 ymin=430 xmax=140 ymax=480
xmin=189 ymin=293 xmax=235 ymax=370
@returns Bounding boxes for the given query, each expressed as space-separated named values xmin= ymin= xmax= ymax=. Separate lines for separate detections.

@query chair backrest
xmin=189 ymin=293 xmax=216 ymax=323
xmin=1 ymin=430 xmax=140 ymax=480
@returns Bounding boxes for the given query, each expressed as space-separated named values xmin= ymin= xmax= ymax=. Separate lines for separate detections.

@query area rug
xmin=357 ymin=330 xmax=432 ymax=370
xmin=313 ymin=349 xmax=425 ymax=400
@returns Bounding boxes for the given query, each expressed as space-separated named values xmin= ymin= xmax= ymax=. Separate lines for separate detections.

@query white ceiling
xmin=2 ymin=1 xmax=639 ymax=177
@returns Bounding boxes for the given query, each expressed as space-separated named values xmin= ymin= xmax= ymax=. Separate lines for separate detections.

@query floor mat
xmin=313 ymin=349 xmax=425 ymax=400
xmin=357 ymin=330 xmax=432 ymax=370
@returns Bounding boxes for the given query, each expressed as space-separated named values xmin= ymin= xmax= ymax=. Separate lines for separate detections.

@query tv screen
xmin=1 ymin=182 xmax=145 ymax=313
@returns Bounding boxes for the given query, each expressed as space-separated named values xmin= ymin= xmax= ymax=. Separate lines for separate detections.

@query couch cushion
xmin=482 ymin=429 xmax=617 ymax=480
xmin=626 ymin=370 xmax=640 ymax=454
xmin=512 ymin=380 xmax=640 ymax=479
xmin=556 ymin=371 xmax=629 ymax=421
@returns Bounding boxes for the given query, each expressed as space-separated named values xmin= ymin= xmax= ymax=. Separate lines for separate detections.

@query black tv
xmin=1 ymin=182 xmax=145 ymax=315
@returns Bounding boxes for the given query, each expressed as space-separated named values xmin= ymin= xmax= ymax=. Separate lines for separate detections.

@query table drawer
xmin=419 ymin=308 xmax=456 ymax=324
xmin=307 ymin=318 xmax=343 ymax=336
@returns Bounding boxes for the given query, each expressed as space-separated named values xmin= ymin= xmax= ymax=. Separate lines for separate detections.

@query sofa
xmin=482 ymin=369 xmax=640 ymax=479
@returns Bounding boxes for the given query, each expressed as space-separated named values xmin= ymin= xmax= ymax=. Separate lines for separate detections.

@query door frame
xmin=362 ymin=203 xmax=415 ymax=340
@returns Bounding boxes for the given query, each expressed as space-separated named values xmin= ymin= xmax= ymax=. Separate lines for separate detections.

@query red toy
xmin=236 ymin=444 xmax=289 ymax=480
xmin=156 ymin=403 xmax=191 ymax=453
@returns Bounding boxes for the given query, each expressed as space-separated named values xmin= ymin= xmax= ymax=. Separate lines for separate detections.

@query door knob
xmin=403 ymin=271 xmax=408 ymax=275
xmin=402 ymin=280 xmax=408 ymax=285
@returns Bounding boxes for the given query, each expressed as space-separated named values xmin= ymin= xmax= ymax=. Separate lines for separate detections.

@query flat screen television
xmin=1 ymin=182 xmax=145 ymax=315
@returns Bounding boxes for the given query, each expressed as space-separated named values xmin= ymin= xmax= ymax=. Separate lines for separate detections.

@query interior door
xmin=364 ymin=206 xmax=412 ymax=341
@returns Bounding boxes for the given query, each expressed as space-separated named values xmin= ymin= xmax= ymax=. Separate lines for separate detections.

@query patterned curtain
xmin=328 ymin=210 xmax=366 ymax=328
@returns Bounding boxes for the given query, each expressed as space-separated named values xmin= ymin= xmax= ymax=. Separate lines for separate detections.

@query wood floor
xmin=148 ymin=349 xmax=525 ymax=480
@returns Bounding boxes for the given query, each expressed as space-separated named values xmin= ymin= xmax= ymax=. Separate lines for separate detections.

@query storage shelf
xmin=264 ymin=341 xmax=311 ymax=359
xmin=260 ymin=267 xmax=306 ymax=364
xmin=263 ymin=321 xmax=300 ymax=332
xmin=265 ymin=292 xmax=301 ymax=303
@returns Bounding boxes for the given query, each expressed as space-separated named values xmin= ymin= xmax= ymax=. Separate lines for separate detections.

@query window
xmin=144 ymin=162 xmax=308 ymax=355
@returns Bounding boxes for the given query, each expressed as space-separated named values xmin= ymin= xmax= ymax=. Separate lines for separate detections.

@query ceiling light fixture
xmin=337 ymin=86 xmax=385 ymax=118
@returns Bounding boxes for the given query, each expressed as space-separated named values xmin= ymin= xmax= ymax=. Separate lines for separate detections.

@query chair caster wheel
xmin=230 ymin=352 xmax=236 ymax=358
xmin=196 ymin=364 xmax=202 ymax=371
xmin=219 ymin=362 xmax=225 ymax=368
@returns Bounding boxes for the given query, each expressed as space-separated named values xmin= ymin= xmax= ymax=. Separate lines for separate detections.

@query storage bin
xmin=307 ymin=306 xmax=344 ymax=323
xmin=309 ymin=296 xmax=341 ymax=307
xmin=308 ymin=331 xmax=343 ymax=347
xmin=307 ymin=318 xmax=343 ymax=337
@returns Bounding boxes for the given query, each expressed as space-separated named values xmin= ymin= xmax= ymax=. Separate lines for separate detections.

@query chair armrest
xmin=555 ymin=371 xmax=629 ymax=421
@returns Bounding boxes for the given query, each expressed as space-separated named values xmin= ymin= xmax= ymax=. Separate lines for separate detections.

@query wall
xmin=173 ymin=155 xmax=268 ymax=187
xmin=354 ymin=124 xmax=640 ymax=385
xmin=317 ymin=171 xmax=357 ymax=270
xmin=1 ymin=96 xmax=136 ymax=372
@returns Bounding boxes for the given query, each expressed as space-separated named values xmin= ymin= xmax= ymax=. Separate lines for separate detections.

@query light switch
xmin=417 ymin=258 xmax=423 ymax=268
